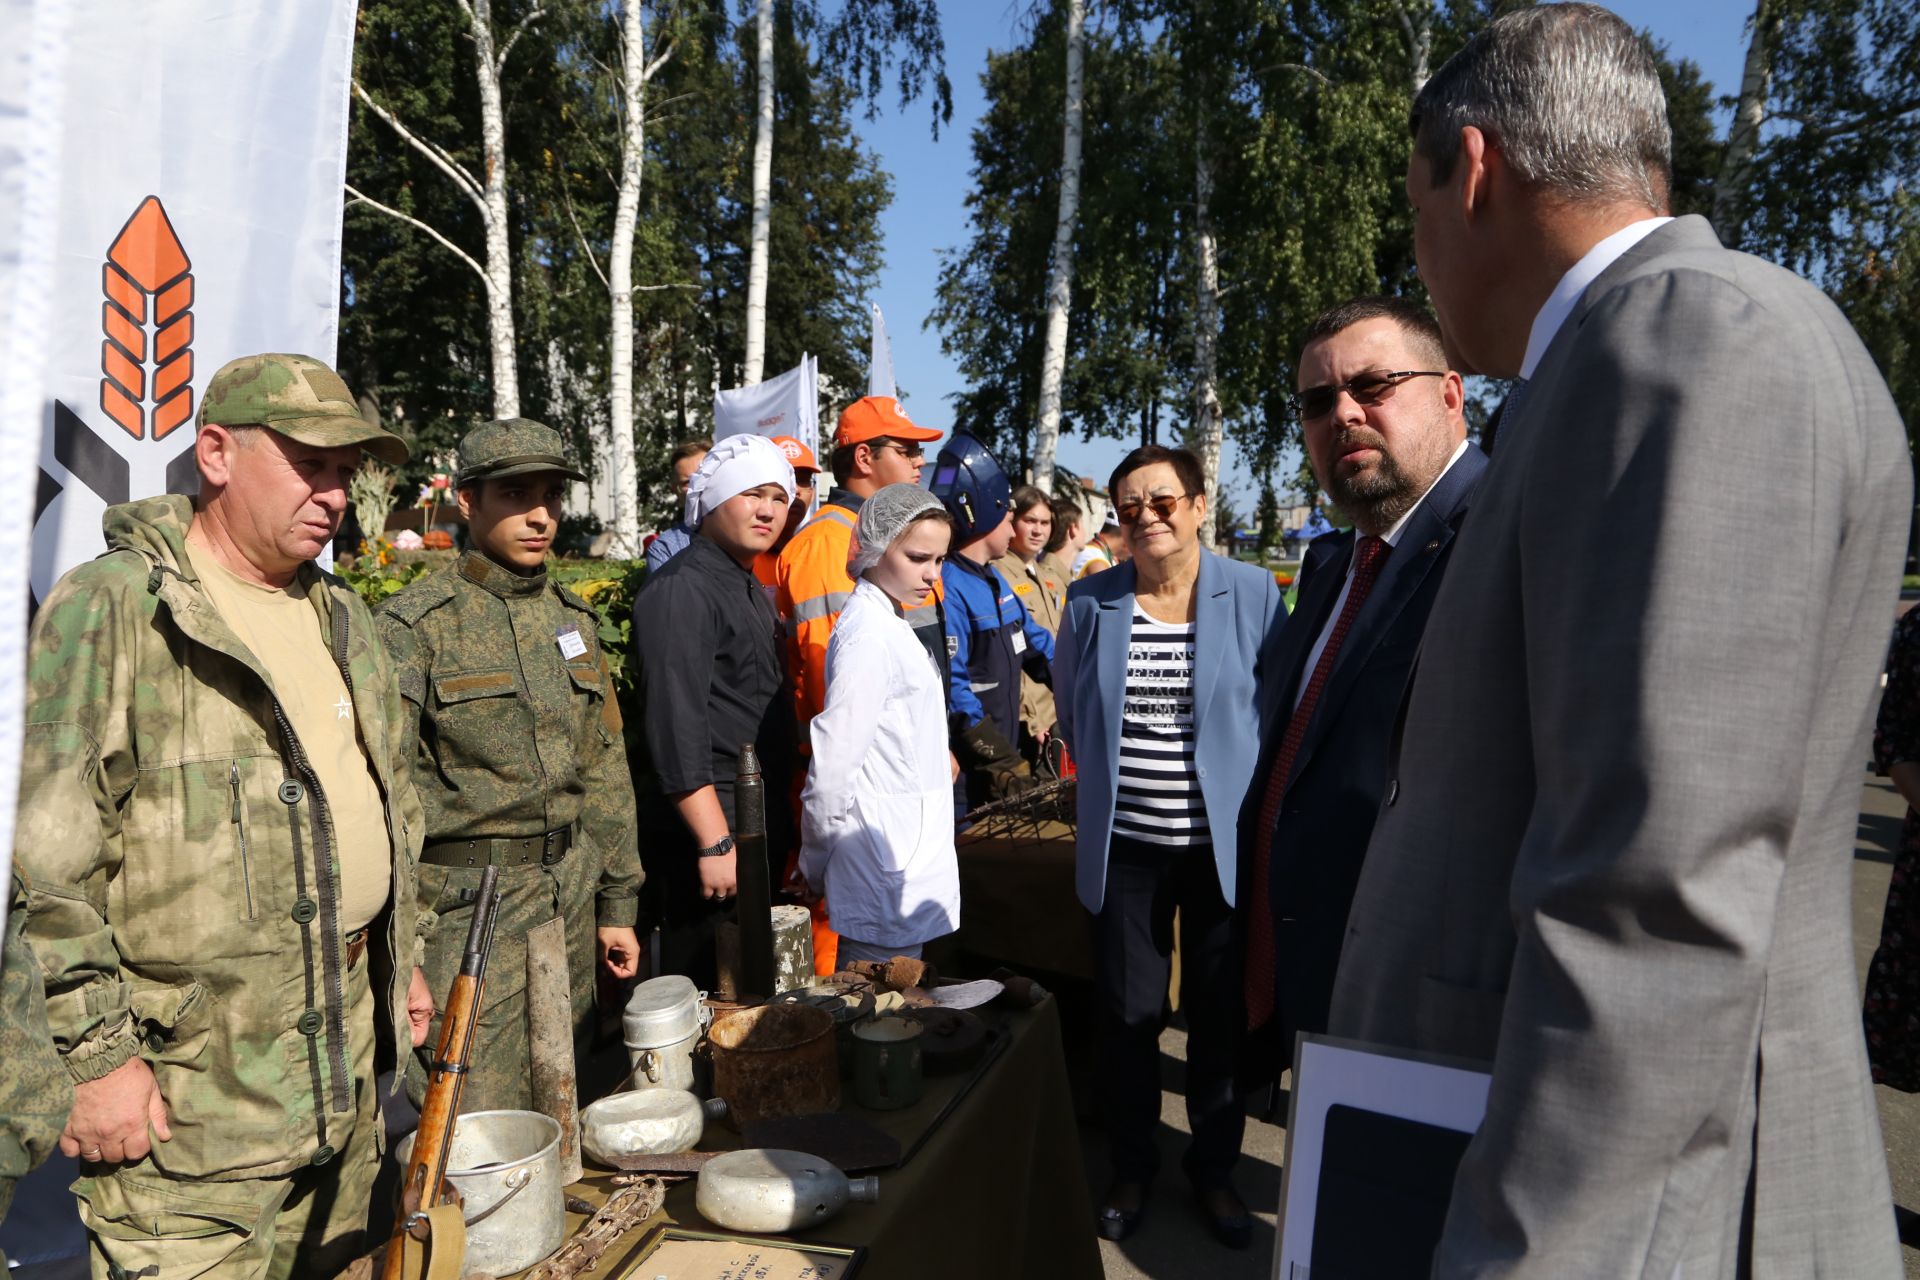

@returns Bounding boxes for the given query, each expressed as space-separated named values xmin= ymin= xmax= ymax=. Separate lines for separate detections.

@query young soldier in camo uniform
xmin=379 ymin=419 xmax=643 ymax=1113
xmin=16 ymin=353 xmax=434 ymax=1278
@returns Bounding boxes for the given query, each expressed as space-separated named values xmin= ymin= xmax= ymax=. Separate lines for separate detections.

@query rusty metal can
xmin=707 ymin=1003 xmax=840 ymax=1128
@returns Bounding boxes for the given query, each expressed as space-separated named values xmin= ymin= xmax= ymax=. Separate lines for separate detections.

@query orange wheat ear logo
xmin=100 ymin=196 xmax=193 ymax=440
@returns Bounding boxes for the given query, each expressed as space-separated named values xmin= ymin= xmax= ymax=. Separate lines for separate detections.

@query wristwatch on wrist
xmin=697 ymin=834 xmax=736 ymax=859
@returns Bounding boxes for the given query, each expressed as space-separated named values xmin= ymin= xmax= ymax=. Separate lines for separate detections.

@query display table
xmin=953 ymin=822 xmax=1093 ymax=981
xmin=520 ymin=996 xmax=1101 ymax=1279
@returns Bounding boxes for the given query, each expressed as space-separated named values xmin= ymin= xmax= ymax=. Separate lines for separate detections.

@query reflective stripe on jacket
xmin=776 ymin=494 xmax=946 ymax=748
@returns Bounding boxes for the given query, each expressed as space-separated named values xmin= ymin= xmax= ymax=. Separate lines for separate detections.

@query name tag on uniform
xmin=1011 ymin=629 xmax=1027 ymax=655
xmin=556 ymin=626 xmax=588 ymax=660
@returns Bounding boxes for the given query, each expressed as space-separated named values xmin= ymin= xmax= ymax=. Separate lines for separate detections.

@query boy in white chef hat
xmin=684 ymin=432 xmax=797 ymax=564
xmin=633 ymin=430 xmax=797 ymax=986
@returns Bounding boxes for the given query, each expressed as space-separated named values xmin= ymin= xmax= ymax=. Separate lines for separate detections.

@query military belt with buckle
xmin=420 ymin=828 xmax=573 ymax=869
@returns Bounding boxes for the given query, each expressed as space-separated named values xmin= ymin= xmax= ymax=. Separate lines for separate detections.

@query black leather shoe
xmin=1197 ymin=1187 xmax=1253 ymax=1250
xmin=1097 ymin=1182 xmax=1148 ymax=1242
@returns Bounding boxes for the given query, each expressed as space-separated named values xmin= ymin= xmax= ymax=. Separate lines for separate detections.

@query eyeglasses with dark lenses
xmin=871 ymin=439 xmax=925 ymax=461
xmin=1115 ymin=493 xmax=1194 ymax=526
xmin=1293 ymin=369 xmax=1446 ymax=421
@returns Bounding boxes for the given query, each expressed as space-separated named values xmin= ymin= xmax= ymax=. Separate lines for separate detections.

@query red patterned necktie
xmin=1245 ymin=535 xmax=1391 ymax=1031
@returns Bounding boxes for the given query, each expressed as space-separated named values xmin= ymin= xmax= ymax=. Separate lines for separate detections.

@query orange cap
xmin=769 ymin=434 xmax=819 ymax=474
xmin=833 ymin=395 xmax=943 ymax=447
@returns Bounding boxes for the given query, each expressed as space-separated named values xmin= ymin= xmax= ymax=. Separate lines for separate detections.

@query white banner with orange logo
xmin=27 ymin=0 xmax=360 ymax=603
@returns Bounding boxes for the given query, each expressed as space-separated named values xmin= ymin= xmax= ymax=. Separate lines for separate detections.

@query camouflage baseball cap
xmin=196 ymin=353 xmax=410 ymax=465
xmin=455 ymin=418 xmax=586 ymax=487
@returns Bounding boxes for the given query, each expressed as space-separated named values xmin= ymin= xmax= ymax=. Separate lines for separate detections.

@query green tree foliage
xmin=1831 ymin=189 xmax=1920 ymax=449
xmin=344 ymin=1 xmax=503 ymax=466
xmin=1727 ymin=0 xmax=1919 ymax=455
xmin=1255 ymin=482 xmax=1281 ymax=552
xmin=1734 ymin=0 xmax=1919 ymax=273
xmin=1649 ymin=36 xmax=1723 ymax=220
xmin=932 ymin=0 xmax=1728 ymax=483
xmin=342 ymin=1 xmax=895 ymax=524
xmin=928 ymin=8 xmax=1189 ymax=464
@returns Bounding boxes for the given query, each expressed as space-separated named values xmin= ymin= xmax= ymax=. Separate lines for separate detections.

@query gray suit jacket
xmin=1330 ymin=216 xmax=1910 ymax=1278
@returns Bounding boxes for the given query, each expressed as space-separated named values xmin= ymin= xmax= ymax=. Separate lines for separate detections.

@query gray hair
xmin=1412 ymin=3 xmax=1670 ymax=211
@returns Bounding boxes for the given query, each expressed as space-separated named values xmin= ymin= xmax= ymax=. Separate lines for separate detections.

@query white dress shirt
xmin=799 ymin=577 xmax=960 ymax=947
xmin=1519 ymin=216 xmax=1672 ymax=378
xmin=1293 ymin=439 xmax=1470 ymax=712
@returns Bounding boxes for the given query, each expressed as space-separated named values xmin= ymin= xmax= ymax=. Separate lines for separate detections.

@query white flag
xmin=869 ymin=303 xmax=896 ymax=400
xmin=713 ymin=354 xmax=819 ymax=442
xmin=26 ymin=0 xmax=360 ymax=604
xmin=0 ymin=0 xmax=76 ymax=930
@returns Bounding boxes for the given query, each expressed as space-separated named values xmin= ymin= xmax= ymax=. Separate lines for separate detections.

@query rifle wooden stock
xmin=383 ymin=866 xmax=502 ymax=1280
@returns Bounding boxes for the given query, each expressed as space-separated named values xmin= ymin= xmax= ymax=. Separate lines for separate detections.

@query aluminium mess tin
xmin=623 ymin=973 xmax=711 ymax=1093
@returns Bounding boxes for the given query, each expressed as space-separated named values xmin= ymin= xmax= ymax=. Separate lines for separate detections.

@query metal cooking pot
xmin=395 ymin=1109 xmax=565 ymax=1275
xmin=707 ymin=1002 xmax=839 ymax=1127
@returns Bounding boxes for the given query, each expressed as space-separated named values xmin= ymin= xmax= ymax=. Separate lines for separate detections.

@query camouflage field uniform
xmin=0 ymin=872 xmax=72 ymax=1269
xmin=15 ymin=356 xmax=424 ymax=1279
xmin=379 ymin=420 xmax=641 ymax=1114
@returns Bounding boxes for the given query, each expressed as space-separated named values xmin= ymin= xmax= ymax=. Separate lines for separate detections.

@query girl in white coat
xmin=799 ymin=484 xmax=960 ymax=963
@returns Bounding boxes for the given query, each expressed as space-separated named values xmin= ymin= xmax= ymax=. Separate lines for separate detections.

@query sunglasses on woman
xmin=1115 ymin=493 xmax=1195 ymax=526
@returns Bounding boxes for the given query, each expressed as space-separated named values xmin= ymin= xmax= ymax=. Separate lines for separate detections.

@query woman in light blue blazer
xmin=1055 ymin=445 xmax=1288 ymax=1250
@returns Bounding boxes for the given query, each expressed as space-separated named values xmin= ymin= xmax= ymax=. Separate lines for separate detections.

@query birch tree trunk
xmin=1399 ymin=0 xmax=1433 ymax=94
xmin=1030 ymin=0 xmax=1085 ymax=493
xmin=1713 ymin=0 xmax=1774 ymax=247
xmin=1190 ymin=135 xmax=1224 ymax=552
xmin=742 ymin=0 xmax=775 ymax=386
xmin=607 ymin=2 xmax=672 ymax=559
xmin=467 ymin=0 xmax=521 ymax=419
xmin=348 ymin=0 xmax=544 ymax=424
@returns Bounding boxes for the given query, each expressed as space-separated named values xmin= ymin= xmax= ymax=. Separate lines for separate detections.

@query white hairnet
xmin=684 ymin=433 xmax=796 ymax=527
xmin=849 ymin=483 xmax=948 ymax=578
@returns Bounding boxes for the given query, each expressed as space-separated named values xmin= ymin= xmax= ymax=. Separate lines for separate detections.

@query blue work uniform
xmin=943 ymin=556 xmax=1055 ymax=813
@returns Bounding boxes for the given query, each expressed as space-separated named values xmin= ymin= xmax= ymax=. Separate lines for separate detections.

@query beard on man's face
xmin=1324 ymin=427 xmax=1419 ymax=528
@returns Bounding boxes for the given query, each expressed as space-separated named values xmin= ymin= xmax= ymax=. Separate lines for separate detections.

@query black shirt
xmin=634 ymin=532 xmax=793 ymax=827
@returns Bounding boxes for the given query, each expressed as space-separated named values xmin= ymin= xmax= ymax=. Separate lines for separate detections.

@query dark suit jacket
xmin=1245 ymin=446 xmax=1488 ymax=1056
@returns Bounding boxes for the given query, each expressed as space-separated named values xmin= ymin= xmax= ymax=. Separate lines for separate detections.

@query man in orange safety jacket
xmin=774 ymin=397 xmax=945 ymax=971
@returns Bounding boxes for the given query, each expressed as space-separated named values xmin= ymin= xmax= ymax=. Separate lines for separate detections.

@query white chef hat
xmin=848 ymin=483 xmax=949 ymax=578
xmin=684 ymin=433 xmax=797 ymax=527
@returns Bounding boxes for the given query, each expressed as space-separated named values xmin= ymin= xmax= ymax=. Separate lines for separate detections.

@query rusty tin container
xmin=707 ymin=1003 xmax=840 ymax=1128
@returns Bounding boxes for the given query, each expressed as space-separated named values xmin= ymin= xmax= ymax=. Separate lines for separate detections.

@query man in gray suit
xmin=1330 ymin=4 xmax=1911 ymax=1276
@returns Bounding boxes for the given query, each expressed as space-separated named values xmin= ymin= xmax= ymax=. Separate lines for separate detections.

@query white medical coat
xmin=799 ymin=578 xmax=960 ymax=947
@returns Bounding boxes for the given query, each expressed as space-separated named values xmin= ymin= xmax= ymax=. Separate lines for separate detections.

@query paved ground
xmin=1078 ymin=772 xmax=1920 ymax=1278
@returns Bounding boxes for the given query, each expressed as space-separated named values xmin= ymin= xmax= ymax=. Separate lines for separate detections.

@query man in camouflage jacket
xmin=0 ymin=872 xmax=72 ymax=1268
xmin=15 ymin=354 xmax=433 ymax=1278
xmin=379 ymin=419 xmax=642 ymax=1113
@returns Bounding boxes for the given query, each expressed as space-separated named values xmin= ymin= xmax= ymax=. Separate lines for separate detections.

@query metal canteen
xmin=695 ymin=1148 xmax=880 ymax=1233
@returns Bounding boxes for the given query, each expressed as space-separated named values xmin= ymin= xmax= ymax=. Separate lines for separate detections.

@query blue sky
xmin=847 ymin=0 xmax=1758 ymax=506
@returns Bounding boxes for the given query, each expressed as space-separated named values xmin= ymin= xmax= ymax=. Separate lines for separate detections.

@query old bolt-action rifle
xmin=383 ymin=865 xmax=503 ymax=1280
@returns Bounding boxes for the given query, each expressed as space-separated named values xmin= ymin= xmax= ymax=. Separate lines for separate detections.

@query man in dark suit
xmin=1242 ymin=296 xmax=1487 ymax=1082
xmin=1331 ymin=5 xmax=1909 ymax=1275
